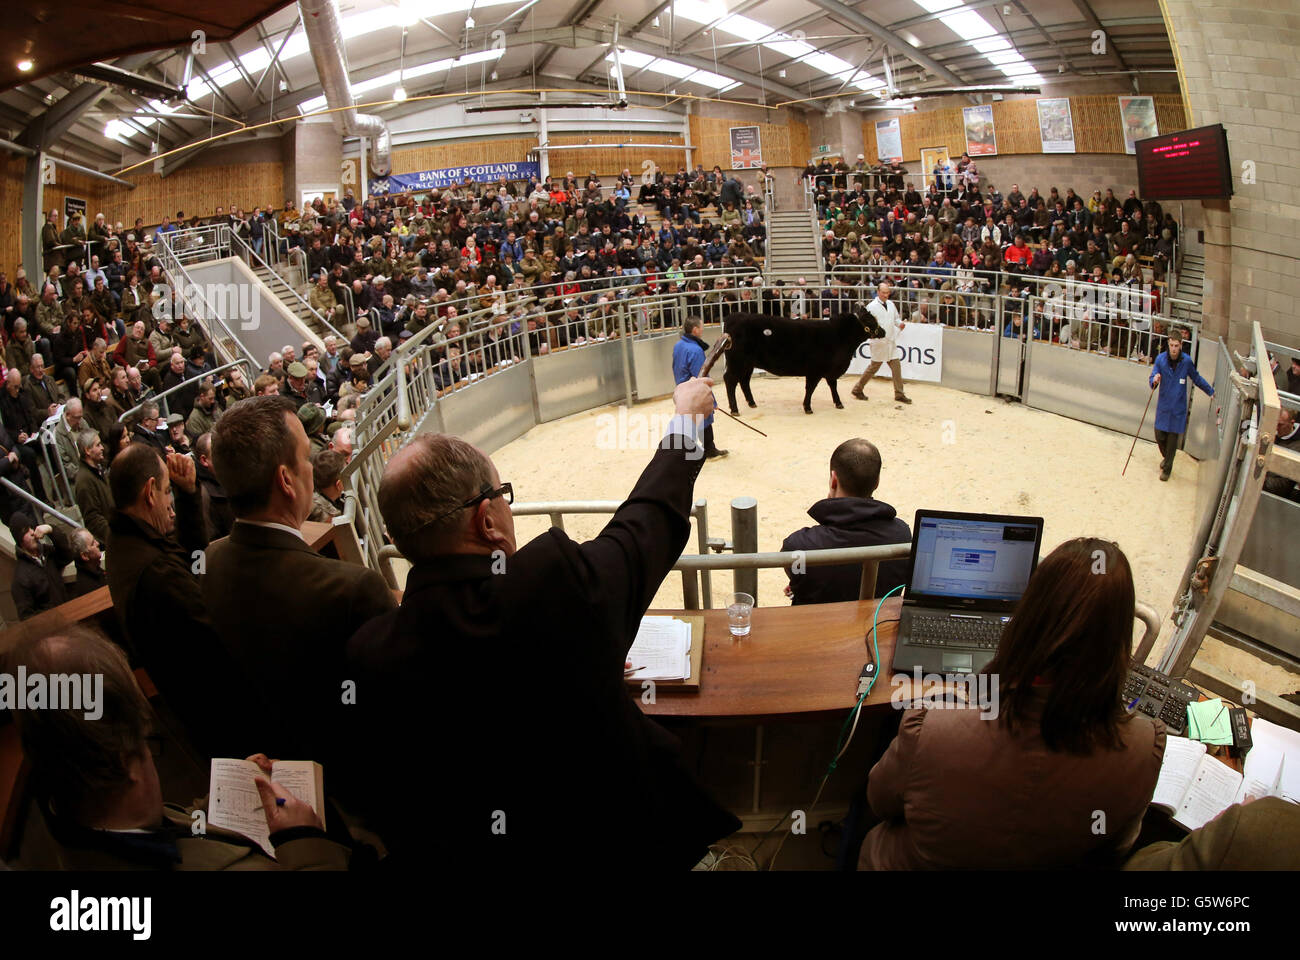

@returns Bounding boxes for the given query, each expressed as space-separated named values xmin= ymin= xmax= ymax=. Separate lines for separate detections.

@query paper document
xmin=1186 ymin=699 xmax=1234 ymax=745
xmin=626 ymin=617 xmax=692 ymax=681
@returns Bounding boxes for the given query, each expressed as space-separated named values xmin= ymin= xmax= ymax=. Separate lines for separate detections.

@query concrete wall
xmin=288 ymin=119 xmax=343 ymax=202
xmin=1161 ymin=0 xmax=1300 ymax=351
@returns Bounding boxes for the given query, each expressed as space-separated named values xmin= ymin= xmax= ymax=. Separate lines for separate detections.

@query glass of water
xmin=727 ymin=592 xmax=755 ymax=638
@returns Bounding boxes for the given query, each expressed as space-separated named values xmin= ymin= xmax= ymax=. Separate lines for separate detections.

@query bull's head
xmin=851 ymin=306 xmax=885 ymax=340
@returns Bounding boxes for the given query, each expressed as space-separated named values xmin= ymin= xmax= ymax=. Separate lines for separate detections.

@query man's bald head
xmin=380 ymin=433 xmax=509 ymax=562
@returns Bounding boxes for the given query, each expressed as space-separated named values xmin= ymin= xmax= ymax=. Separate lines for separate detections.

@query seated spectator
xmin=6 ymin=626 xmax=349 ymax=871
xmin=25 ymin=353 xmax=61 ymax=422
xmin=780 ymin=439 xmax=911 ymax=604
xmin=343 ymin=379 xmax=739 ymax=867
xmin=72 ymin=429 xmax=112 ymax=545
xmin=130 ymin=401 xmax=168 ymax=454
xmin=53 ymin=397 xmax=85 ymax=486
xmin=308 ymin=449 xmax=346 ymax=521
xmin=859 ymin=538 xmax=1165 ymax=870
xmin=164 ymin=413 xmax=191 ymax=455
xmin=204 ymin=396 xmax=396 ymax=762
xmin=1263 ymin=407 xmax=1300 ymax=501
xmin=186 ymin=382 xmax=221 ymax=441
xmin=9 ymin=513 xmax=77 ymax=619
xmin=1124 ymin=798 xmax=1300 ymax=870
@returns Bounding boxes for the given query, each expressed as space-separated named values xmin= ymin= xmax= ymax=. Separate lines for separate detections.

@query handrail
xmin=156 ymin=231 xmax=261 ymax=372
xmin=0 ymin=477 xmax=81 ymax=530
xmin=226 ymin=226 xmax=345 ymax=341
xmin=117 ymin=358 xmax=255 ymax=423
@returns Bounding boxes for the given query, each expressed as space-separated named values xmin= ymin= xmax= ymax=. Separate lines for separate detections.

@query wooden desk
xmin=641 ymin=598 xmax=902 ymax=720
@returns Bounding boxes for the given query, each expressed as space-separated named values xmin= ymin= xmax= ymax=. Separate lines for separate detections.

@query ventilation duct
xmin=298 ymin=0 xmax=392 ymax=177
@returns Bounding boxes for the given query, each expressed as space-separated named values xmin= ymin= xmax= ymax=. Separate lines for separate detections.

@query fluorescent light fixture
xmin=999 ymin=62 xmax=1037 ymax=76
xmin=765 ymin=37 xmax=814 ymax=59
xmin=941 ymin=10 xmax=998 ymax=40
xmin=972 ymin=36 xmax=1012 ymax=53
xmin=716 ymin=14 xmax=773 ymax=42
xmin=687 ymin=69 xmax=734 ymax=88
xmin=606 ymin=48 xmax=653 ymax=69
xmin=801 ymin=51 xmax=856 ymax=75
xmin=671 ymin=0 xmax=726 ymax=24
xmin=985 ymin=51 xmax=1023 ymax=65
xmin=912 ymin=0 xmax=962 ymax=11
xmin=647 ymin=58 xmax=697 ymax=79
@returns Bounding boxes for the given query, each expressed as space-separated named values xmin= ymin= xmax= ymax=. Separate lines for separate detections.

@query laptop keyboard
xmin=908 ymin=614 xmax=1004 ymax=650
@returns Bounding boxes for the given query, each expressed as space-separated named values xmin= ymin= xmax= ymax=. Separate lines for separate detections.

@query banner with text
xmin=874 ymin=118 xmax=903 ymax=163
xmin=847 ymin=322 xmax=943 ymax=382
xmin=369 ymin=161 xmax=540 ymax=195
xmin=729 ymin=126 xmax=764 ymax=169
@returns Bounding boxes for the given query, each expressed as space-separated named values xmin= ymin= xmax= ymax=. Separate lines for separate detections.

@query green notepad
xmin=1185 ymin=698 xmax=1234 ymax=745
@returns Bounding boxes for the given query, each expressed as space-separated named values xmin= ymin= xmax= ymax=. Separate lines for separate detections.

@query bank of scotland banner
xmin=369 ymin=161 xmax=540 ymax=195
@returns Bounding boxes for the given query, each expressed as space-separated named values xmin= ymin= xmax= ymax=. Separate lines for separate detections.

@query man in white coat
xmin=851 ymin=280 xmax=912 ymax=404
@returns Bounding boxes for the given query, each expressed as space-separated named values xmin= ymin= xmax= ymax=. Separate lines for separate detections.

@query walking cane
xmin=1122 ymin=383 xmax=1157 ymax=476
xmin=699 ymin=334 xmax=768 ymax=439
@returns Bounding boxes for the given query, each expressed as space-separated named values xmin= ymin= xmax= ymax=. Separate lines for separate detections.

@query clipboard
xmin=625 ymin=615 xmax=704 ymax=693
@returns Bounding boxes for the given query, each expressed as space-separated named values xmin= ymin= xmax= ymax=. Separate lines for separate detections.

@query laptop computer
xmin=890 ymin=510 xmax=1044 ymax=676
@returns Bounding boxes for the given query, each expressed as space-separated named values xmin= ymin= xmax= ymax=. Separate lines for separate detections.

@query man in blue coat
xmin=1149 ymin=329 xmax=1213 ymax=480
xmin=673 ymin=317 xmax=726 ymax=459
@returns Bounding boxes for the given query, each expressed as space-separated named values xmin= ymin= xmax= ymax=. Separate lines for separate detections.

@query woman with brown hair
xmin=859 ymin=538 xmax=1166 ymax=870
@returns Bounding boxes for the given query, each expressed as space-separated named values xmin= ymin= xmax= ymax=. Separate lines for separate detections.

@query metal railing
xmin=375 ymin=498 xmax=718 ymax=607
xmin=117 ymin=357 xmax=255 ymax=424
xmin=225 ymin=226 xmax=344 ymax=341
xmin=0 ymin=477 xmax=81 ymax=531
xmin=156 ymin=230 xmax=261 ymax=373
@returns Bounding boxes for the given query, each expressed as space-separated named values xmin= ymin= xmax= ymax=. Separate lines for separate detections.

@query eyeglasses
xmin=429 ymin=481 xmax=513 ymax=527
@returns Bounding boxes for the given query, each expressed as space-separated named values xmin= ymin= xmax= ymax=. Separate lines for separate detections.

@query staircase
xmin=250 ymin=260 xmax=342 ymax=342
xmin=764 ymin=207 xmax=824 ymax=283
xmin=1170 ymin=249 xmax=1205 ymax=331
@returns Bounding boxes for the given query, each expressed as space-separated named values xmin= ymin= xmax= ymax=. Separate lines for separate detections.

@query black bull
xmin=720 ymin=308 xmax=885 ymax=414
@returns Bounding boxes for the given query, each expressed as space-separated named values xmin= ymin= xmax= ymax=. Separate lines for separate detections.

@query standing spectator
xmin=72 ymin=428 xmax=112 ymax=544
xmin=204 ymin=396 xmax=396 ymax=761
xmin=106 ymin=444 xmax=258 ymax=756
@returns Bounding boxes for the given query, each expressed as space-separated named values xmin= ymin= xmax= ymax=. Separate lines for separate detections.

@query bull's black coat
xmin=721 ymin=308 xmax=884 ymax=414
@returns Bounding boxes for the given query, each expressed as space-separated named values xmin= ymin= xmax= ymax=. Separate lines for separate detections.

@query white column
xmin=682 ymin=100 xmax=694 ymax=170
xmin=359 ymin=138 xmax=369 ymax=201
xmin=538 ymin=90 xmax=550 ymax=181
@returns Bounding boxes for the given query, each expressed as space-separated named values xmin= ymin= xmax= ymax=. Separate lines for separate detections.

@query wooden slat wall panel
xmin=689 ymin=115 xmax=811 ymax=169
xmin=0 ymin=156 xmax=25 ymax=276
xmin=862 ymin=93 xmax=1187 ymax=161
xmin=548 ymin=134 xmax=687 ymax=178
xmin=388 ymin=138 xmax=536 ymax=174
xmin=97 ymin=162 xmax=283 ymax=227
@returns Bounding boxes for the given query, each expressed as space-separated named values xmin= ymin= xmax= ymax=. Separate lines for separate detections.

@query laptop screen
xmin=909 ymin=514 xmax=1041 ymax=603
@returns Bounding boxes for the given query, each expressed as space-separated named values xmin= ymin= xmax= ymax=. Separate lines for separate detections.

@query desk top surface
xmin=640 ymin=598 xmax=901 ymax=719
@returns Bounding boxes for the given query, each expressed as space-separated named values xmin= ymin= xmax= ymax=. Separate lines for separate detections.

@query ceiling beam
xmin=804 ymin=0 xmax=963 ymax=85
xmin=1069 ymin=0 xmax=1132 ymax=72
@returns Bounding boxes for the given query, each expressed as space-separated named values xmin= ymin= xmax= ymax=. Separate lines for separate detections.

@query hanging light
xmin=393 ymin=85 xmax=407 ymax=101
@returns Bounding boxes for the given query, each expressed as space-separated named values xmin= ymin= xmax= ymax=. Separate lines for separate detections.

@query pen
xmin=1127 ymin=697 xmax=1140 ymax=710
xmin=253 ymin=798 xmax=287 ymax=811
xmin=624 ymin=665 xmax=642 ymax=676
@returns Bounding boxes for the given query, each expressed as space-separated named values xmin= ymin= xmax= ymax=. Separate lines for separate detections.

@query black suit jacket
xmin=345 ymin=433 xmax=740 ymax=869
xmin=106 ymin=491 xmax=260 ymax=757
xmin=202 ymin=521 xmax=396 ymax=762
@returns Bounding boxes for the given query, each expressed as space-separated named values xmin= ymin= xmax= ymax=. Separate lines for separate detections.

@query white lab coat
xmin=865 ymin=296 xmax=904 ymax=363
